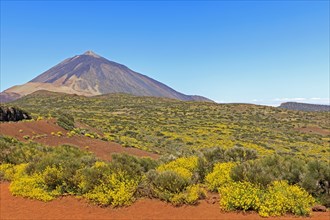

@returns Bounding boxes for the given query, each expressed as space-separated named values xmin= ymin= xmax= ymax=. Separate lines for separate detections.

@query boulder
xmin=0 ymin=106 xmax=31 ymax=122
xmin=312 ymin=205 xmax=327 ymax=212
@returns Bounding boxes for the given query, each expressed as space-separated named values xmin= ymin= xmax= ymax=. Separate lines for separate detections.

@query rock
xmin=207 ymin=195 xmax=219 ymax=204
xmin=0 ymin=106 xmax=31 ymax=122
xmin=312 ymin=205 xmax=327 ymax=212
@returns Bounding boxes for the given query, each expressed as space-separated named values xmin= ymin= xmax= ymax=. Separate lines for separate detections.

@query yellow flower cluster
xmin=84 ymin=170 xmax=139 ymax=207
xmin=258 ymin=181 xmax=315 ymax=217
xmin=219 ymin=180 xmax=315 ymax=217
xmin=4 ymin=163 xmax=61 ymax=202
xmin=169 ymin=184 xmax=206 ymax=206
xmin=157 ymin=156 xmax=198 ymax=181
xmin=205 ymin=162 xmax=235 ymax=191
xmin=219 ymin=181 xmax=262 ymax=211
xmin=0 ymin=163 xmax=16 ymax=180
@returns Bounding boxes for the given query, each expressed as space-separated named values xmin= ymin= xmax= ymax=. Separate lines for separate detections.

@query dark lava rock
xmin=0 ymin=106 xmax=31 ymax=122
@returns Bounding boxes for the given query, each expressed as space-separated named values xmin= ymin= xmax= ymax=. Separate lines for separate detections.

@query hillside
xmin=11 ymin=91 xmax=330 ymax=159
xmin=0 ymin=51 xmax=211 ymax=102
xmin=2 ymin=91 xmax=329 ymax=217
xmin=279 ymin=102 xmax=330 ymax=112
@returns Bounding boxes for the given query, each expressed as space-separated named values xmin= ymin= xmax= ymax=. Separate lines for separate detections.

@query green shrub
xmin=302 ymin=160 xmax=330 ymax=197
xmin=225 ymin=146 xmax=257 ymax=162
xmin=152 ymin=170 xmax=189 ymax=199
xmin=57 ymin=114 xmax=75 ymax=130
xmin=230 ymin=155 xmax=306 ymax=187
xmin=75 ymin=161 xmax=112 ymax=194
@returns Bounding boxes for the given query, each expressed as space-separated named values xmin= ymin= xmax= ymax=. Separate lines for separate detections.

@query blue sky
xmin=1 ymin=1 xmax=329 ymax=105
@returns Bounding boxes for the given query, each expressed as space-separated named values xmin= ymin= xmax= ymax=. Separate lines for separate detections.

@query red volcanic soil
xmin=295 ymin=126 xmax=330 ymax=136
xmin=1 ymin=121 xmax=329 ymax=220
xmin=0 ymin=120 xmax=158 ymax=160
xmin=1 ymin=182 xmax=328 ymax=220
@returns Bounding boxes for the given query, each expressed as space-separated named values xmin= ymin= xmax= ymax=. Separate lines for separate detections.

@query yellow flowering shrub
xmin=219 ymin=180 xmax=315 ymax=217
xmin=42 ymin=166 xmax=64 ymax=190
xmin=170 ymin=184 xmax=206 ymax=206
xmin=258 ymin=181 xmax=315 ymax=217
xmin=7 ymin=164 xmax=61 ymax=202
xmin=0 ymin=163 xmax=15 ymax=180
xmin=10 ymin=173 xmax=61 ymax=201
xmin=157 ymin=156 xmax=198 ymax=181
xmin=0 ymin=163 xmax=29 ymax=181
xmin=84 ymin=171 xmax=139 ymax=207
xmin=219 ymin=181 xmax=263 ymax=211
xmin=205 ymin=162 xmax=235 ymax=191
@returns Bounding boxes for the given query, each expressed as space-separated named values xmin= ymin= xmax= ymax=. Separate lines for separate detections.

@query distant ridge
xmin=0 ymin=51 xmax=212 ymax=103
xmin=279 ymin=102 xmax=330 ymax=112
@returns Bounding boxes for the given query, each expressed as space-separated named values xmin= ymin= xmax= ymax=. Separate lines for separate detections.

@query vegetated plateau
xmin=0 ymin=90 xmax=329 ymax=218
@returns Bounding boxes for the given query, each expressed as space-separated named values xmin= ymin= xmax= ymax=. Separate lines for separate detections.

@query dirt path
xmin=0 ymin=183 xmax=328 ymax=220
xmin=0 ymin=120 xmax=158 ymax=160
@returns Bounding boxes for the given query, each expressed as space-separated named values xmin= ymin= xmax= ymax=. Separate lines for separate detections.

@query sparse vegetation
xmin=0 ymin=92 xmax=329 ymax=217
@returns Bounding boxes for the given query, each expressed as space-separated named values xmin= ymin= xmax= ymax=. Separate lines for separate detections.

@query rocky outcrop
xmin=0 ymin=106 xmax=31 ymax=122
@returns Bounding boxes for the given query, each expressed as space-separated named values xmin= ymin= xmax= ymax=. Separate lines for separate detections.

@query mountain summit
xmin=1 ymin=51 xmax=211 ymax=102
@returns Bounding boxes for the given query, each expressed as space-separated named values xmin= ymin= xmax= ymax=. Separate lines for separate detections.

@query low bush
xmin=259 ymin=181 xmax=315 ymax=217
xmin=3 ymin=163 xmax=61 ymax=202
xmin=157 ymin=156 xmax=199 ymax=182
xmin=170 ymin=184 xmax=206 ymax=206
xmin=219 ymin=181 xmax=263 ymax=212
xmin=218 ymin=180 xmax=315 ymax=217
xmin=10 ymin=173 xmax=61 ymax=202
xmin=205 ymin=162 xmax=235 ymax=191
xmin=151 ymin=170 xmax=189 ymax=201
xmin=84 ymin=170 xmax=139 ymax=207
xmin=57 ymin=114 xmax=75 ymax=130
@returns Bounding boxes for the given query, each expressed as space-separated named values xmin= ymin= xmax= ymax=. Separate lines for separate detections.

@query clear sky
xmin=1 ymin=1 xmax=329 ymax=106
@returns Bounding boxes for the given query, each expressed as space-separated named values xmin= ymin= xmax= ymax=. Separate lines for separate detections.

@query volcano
xmin=0 ymin=51 xmax=211 ymax=102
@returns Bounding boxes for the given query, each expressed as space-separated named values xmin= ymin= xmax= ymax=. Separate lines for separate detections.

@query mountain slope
xmin=279 ymin=102 xmax=330 ymax=112
xmin=0 ymin=51 xmax=211 ymax=102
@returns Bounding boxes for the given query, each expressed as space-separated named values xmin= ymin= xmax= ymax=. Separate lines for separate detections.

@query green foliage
xmin=151 ymin=170 xmax=189 ymax=200
xmin=231 ymin=155 xmax=307 ymax=186
xmin=301 ymin=160 xmax=330 ymax=197
xmin=56 ymin=113 xmax=75 ymax=130
xmin=225 ymin=146 xmax=258 ymax=162
xmin=111 ymin=153 xmax=158 ymax=180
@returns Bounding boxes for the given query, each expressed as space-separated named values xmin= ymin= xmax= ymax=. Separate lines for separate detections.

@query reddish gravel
xmin=0 ymin=120 xmax=159 ymax=160
xmin=1 ymin=183 xmax=329 ymax=220
xmin=295 ymin=126 xmax=330 ymax=136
